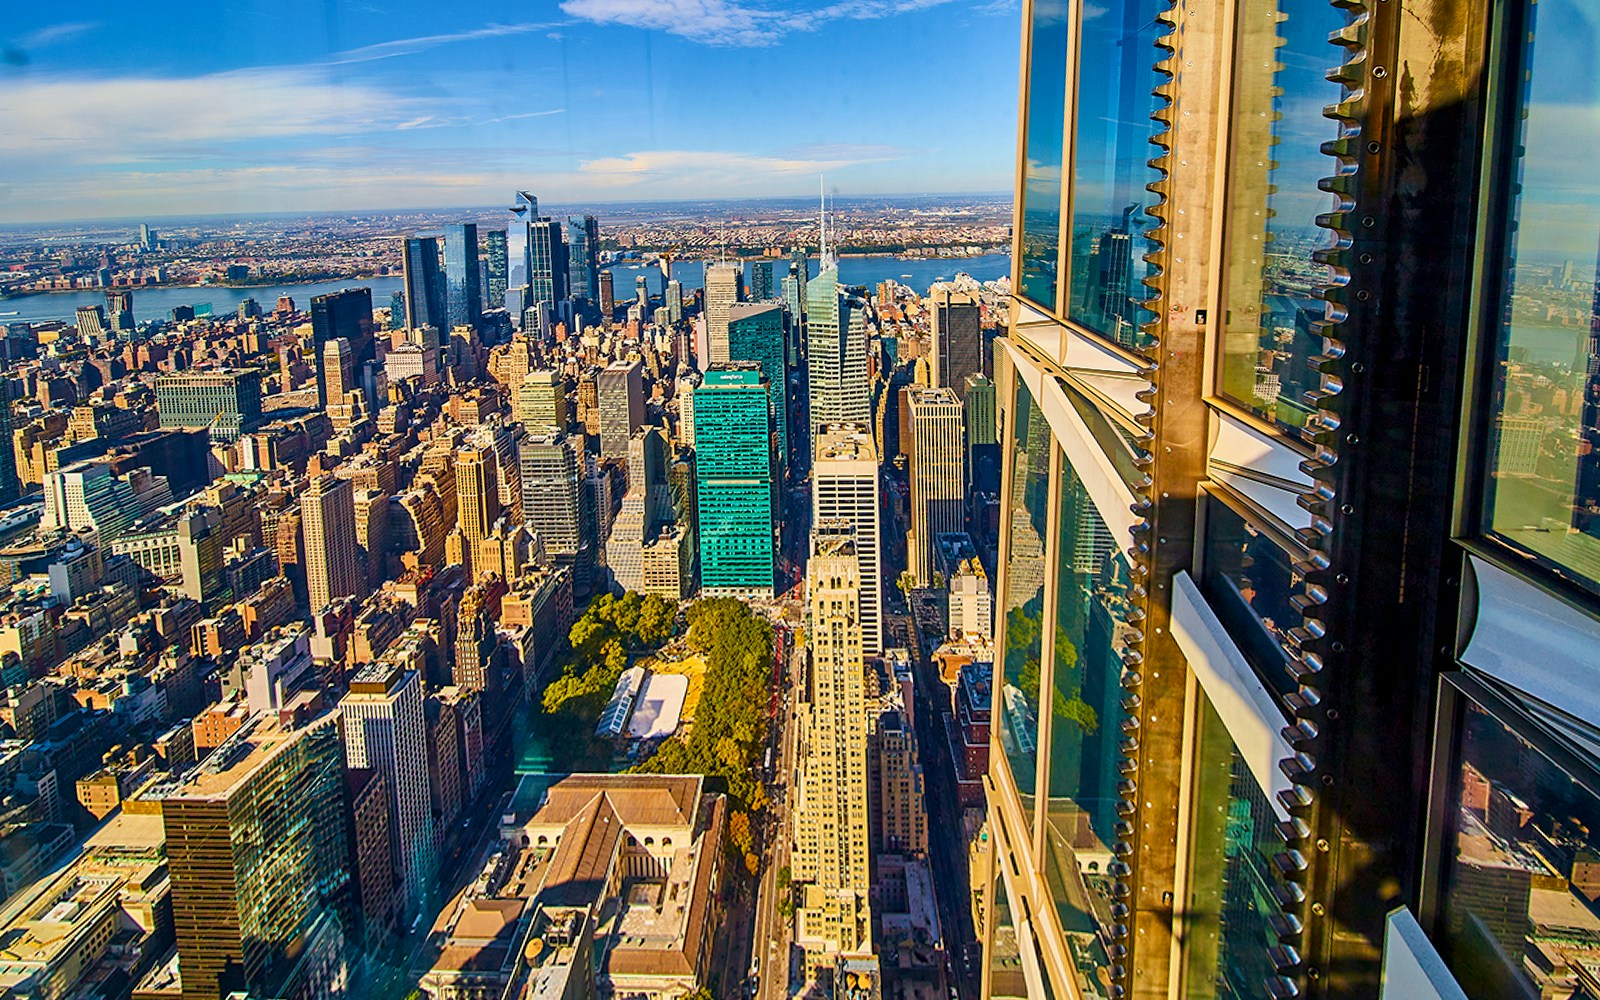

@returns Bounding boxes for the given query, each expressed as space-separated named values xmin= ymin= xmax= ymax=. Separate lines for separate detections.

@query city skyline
xmin=0 ymin=2 xmax=1021 ymax=223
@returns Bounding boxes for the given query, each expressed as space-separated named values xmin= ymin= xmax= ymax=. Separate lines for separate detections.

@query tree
xmin=729 ymin=811 xmax=754 ymax=855
xmin=777 ymin=865 xmax=791 ymax=890
xmin=744 ymin=852 xmax=760 ymax=876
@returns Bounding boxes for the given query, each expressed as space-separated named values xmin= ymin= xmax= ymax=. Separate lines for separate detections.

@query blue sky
xmin=0 ymin=1 xmax=1021 ymax=223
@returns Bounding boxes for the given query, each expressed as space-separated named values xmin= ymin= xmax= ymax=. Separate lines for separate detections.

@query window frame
xmin=1009 ymin=0 xmax=1166 ymax=365
xmin=1455 ymin=0 xmax=1600 ymax=612
xmin=1202 ymin=0 xmax=1347 ymax=457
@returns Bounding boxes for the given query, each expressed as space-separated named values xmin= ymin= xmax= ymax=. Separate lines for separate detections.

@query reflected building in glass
xmin=985 ymin=0 xmax=1600 ymax=996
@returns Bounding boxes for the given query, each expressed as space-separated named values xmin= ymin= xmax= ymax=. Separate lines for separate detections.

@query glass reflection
xmin=1066 ymin=0 xmax=1163 ymax=351
xmin=1482 ymin=0 xmax=1600 ymax=594
xmin=1000 ymin=379 xmax=1051 ymax=823
xmin=1042 ymin=463 xmax=1130 ymax=1000
xmin=1184 ymin=693 xmax=1294 ymax=1000
xmin=988 ymin=871 xmax=1031 ymax=999
xmin=1199 ymin=497 xmax=1305 ymax=703
xmin=1217 ymin=0 xmax=1343 ymax=437
xmin=1441 ymin=693 xmax=1600 ymax=1000
xmin=1019 ymin=0 xmax=1070 ymax=310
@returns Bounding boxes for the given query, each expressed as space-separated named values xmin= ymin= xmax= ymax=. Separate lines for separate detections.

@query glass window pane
xmin=1184 ymin=692 xmax=1296 ymax=1000
xmin=1217 ymin=0 xmax=1344 ymax=437
xmin=1198 ymin=496 xmax=1306 ymax=704
xmin=1042 ymin=459 xmax=1131 ymax=999
xmin=1440 ymin=692 xmax=1600 ymax=1000
xmin=1481 ymin=0 xmax=1600 ymax=594
xmin=987 ymin=870 xmax=1031 ymax=999
xmin=1000 ymin=379 xmax=1052 ymax=826
xmin=1065 ymin=0 xmax=1163 ymax=351
xmin=1019 ymin=0 xmax=1070 ymax=310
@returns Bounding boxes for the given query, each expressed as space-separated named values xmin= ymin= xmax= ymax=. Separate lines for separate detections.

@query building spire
xmin=820 ymin=174 xmax=836 ymax=271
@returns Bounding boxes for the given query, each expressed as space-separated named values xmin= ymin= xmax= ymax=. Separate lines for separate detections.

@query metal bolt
xmin=1312 ymin=902 xmax=1326 ymax=916
xmin=1374 ymin=66 xmax=1388 ymax=78
xmin=1367 ymin=141 xmax=1381 ymax=154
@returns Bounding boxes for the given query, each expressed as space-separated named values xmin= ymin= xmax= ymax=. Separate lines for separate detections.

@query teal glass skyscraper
xmin=727 ymin=302 xmax=788 ymax=481
xmin=694 ymin=364 xmax=774 ymax=597
xmin=565 ymin=215 xmax=599 ymax=302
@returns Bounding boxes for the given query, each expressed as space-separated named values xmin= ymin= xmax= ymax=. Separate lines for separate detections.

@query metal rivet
xmin=1331 ymin=641 xmax=1346 ymax=653
xmin=1317 ymin=838 xmax=1330 ymax=852
xmin=1367 ymin=141 xmax=1381 ymax=154
xmin=1374 ymin=66 xmax=1388 ymax=78
xmin=1346 ymin=433 xmax=1360 ymax=444
xmin=1359 ymin=253 xmax=1373 ymax=264
xmin=1351 ymin=362 xmax=1366 ymax=373
xmin=1356 ymin=290 xmax=1370 ymax=301
xmin=1362 ymin=216 xmax=1376 ymax=227
xmin=1335 ymin=573 xmax=1349 ymax=585
xmin=1312 ymin=902 xmax=1326 ymax=916
xmin=1340 ymin=503 xmax=1355 ymax=515
xmin=1327 ymin=709 xmax=1340 ymax=720
xmin=1322 ymin=774 xmax=1335 ymax=786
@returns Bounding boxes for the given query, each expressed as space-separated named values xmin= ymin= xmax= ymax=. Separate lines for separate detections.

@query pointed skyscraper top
xmin=819 ymin=174 xmax=837 ymax=272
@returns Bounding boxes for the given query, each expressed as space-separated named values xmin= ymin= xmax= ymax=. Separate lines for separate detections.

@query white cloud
xmin=0 ymin=69 xmax=420 ymax=163
xmin=559 ymin=0 xmax=776 ymax=46
xmin=11 ymin=21 xmax=99 ymax=49
xmin=327 ymin=22 xmax=563 ymax=64
xmin=559 ymin=0 xmax=962 ymax=46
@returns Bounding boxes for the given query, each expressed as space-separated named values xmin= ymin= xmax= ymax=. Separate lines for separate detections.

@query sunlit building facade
xmin=984 ymin=0 xmax=1600 ymax=997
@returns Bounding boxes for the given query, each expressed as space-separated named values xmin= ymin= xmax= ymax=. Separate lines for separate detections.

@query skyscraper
xmin=749 ymin=259 xmax=775 ymax=300
xmin=340 ymin=663 xmax=435 ymax=918
xmin=323 ymin=337 xmax=354 ymax=403
xmin=597 ymin=358 xmax=645 ymax=459
xmin=666 ymin=278 xmax=684 ymax=324
xmin=565 ymin=215 xmax=600 ymax=301
xmin=806 ymin=264 xmax=871 ymax=435
xmin=105 ymin=289 xmax=134 ymax=333
xmin=929 ymin=284 xmax=982 ymax=399
xmin=310 ymin=288 xmax=375 ymax=404
xmin=75 ymin=304 xmax=107 ymax=341
xmin=443 ymin=223 xmax=482 ymax=330
xmin=302 ymin=474 xmax=363 ymax=612
xmin=455 ymin=446 xmax=501 ymax=574
xmin=906 ymin=387 xmax=964 ymax=585
xmin=525 ymin=217 xmax=566 ymax=317
xmin=520 ymin=432 xmax=594 ymax=594
xmin=694 ymin=364 xmax=774 ymax=597
xmin=150 ymin=708 xmax=351 ymax=1000
xmin=154 ymin=369 xmax=263 ymax=444
xmin=704 ymin=262 xmax=745 ymax=364
xmin=793 ymin=526 xmax=872 ymax=964
xmin=635 ymin=274 xmax=650 ymax=312
xmin=484 ymin=229 xmax=509 ymax=310
xmin=517 ymin=369 xmax=567 ymax=433
xmin=402 ymin=237 xmax=446 ymax=333
xmin=598 ymin=269 xmax=615 ymax=318
xmin=813 ymin=424 xmax=883 ymax=654
xmin=727 ymin=301 xmax=788 ymax=479
xmin=0 ymin=377 xmax=17 ymax=504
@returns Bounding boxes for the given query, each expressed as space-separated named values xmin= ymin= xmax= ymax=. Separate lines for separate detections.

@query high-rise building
xmin=813 ymin=425 xmax=884 ymax=654
xmin=929 ymin=284 xmax=982 ymax=399
xmin=565 ymin=215 xmax=600 ymax=301
xmin=75 ymin=304 xmax=108 ymax=341
xmin=806 ymin=264 xmax=871 ymax=435
xmin=139 ymin=223 xmax=157 ymax=252
xmin=323 ymin=337 xmax=354 ymax=404
xmin=402 ymin=237 xmax=446 ymax=333
xmin=340 ymin=663 xmax=435 ymax=918
xmin=443 ymin=223 xmax=482 ymax=330
xmin=704 ymin=262 xmax=744 ymax=364
xmin=666 ymin=278 xmax=683 ymax=324
xmin=598 ymin=269 xmax=615 ymax=318
xmin=694 ymin=364 xmax=774 ymax=597
xmin=520 ymin=432 xmax=594 ymax=594
xmin=310 ymin=288 xmax=375 ymax=405
xmin=455 ymin=447 xmax=500 ymax=574
xmin=154 ymin=369 xmax=263 ymax=443
xmin=484 ymin=229 xmax=509 ymax=309
xmin=749 ymin=259 xmax=775 ymax=300
xmin=0 ymin=377 xmax=17 ymax=504
xmin=635 ymin=273 xmax=650 ymax=312
xmin=148 ymin=707 xmax=351 ymax=1000
xmin=905 ymin=387 xmax=964 ymax=585
xmin=105 ymin=289 xmax=134 ymax=333
xmin=597 ymin=358 xmax=645 ymax=459
xmin=727 ymin=301 xmax=788 ymax=479
xmin=517 ymin=369 xmax=567 ymax=432
xmin=302 ymin=474 xmax=363 ymax=612
xmin=525 ymin=217 xmax=567 ymax=314
xmin=793 ymin=527 xmax=873 ymax=964
xmin=980 ymin=0 xmax=1568 ymax=997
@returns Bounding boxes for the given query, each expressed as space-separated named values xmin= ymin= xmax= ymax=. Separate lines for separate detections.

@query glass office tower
xmin=986 ymin=0 xmax=1600 ymax=997
xmin=694 ymin=364 xmax=775 ymax=597
xmin=443 ymin=223 xmax=481 ymax=330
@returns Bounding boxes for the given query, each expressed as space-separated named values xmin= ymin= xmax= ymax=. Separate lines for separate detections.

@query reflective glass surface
xmin=1184 ymin=693 xmax=1294 ymax=1000
xmin=1042 ymin=459 xmax=1129 ymax=1000
xmin=988 ymin=870 xmax=1032 ymax=999
xmin=1199 ymin=496 xmax=1305 ymax=703
xmin=1482 ymin=0 xmax=1600 ymax=594
xmin=1000 ymin=378 xmax=1052 ymax=822
xmin=1019 ymin=0 xmax=1070 ymax=309
xmin=1066 ymin=0 xmax=1163 ymax=351
xmin=1217 ymin=0 xmax=1344 ymax=437
xmin=1440 ymin=691 xmax=1600 ymax=1000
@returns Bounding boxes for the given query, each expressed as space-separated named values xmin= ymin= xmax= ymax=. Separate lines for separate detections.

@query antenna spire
xmin=819 ymin=174 xmax=834 ymax=270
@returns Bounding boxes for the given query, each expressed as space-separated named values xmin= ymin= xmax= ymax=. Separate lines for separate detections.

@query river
xmin=0 ymin=253 xmax=1011 ymax=327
